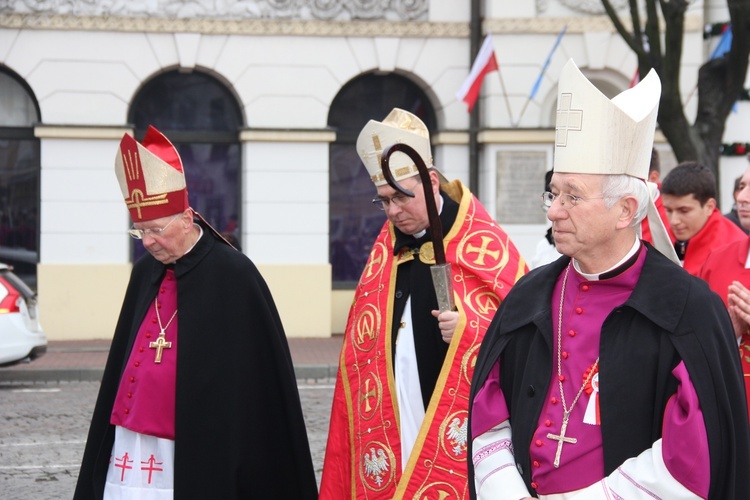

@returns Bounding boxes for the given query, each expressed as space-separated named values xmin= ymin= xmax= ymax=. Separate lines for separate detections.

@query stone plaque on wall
xmin=496 ymin=151 xmax=548 ymax=224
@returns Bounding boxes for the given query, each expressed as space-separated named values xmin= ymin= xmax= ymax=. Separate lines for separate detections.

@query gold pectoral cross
xmin=547 ymin=412 xmax=577 ymax=468
xmin=149 ymin=332 xmax=172 ymax=363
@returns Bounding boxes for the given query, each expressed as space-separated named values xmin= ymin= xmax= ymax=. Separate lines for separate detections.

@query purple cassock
xmin=111 ymin=268 xmax=178 ymax=440
xmin=471 ymin=247 xmax=710 ymax=496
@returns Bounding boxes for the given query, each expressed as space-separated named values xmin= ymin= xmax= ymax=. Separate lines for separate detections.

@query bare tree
xmin=601 ymin=0 xmax=750 ymax=178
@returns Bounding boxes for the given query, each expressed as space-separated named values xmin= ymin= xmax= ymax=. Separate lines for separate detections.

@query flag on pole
xmin=710 ymin=24 xmax=738 ymax=112
xmin=529 ymin=25 xmax=567 ymax=101
xmin=456 ymin=34 xmax=498 ymax=113
xmin=710 ymin=24 xmax=732 ymax=59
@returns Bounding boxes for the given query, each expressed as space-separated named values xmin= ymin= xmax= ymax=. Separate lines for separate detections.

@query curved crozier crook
xmin=380 ymin=143 xmax=446 ymax=265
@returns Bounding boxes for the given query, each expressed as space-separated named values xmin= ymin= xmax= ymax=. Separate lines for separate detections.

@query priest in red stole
xmin=320 ymin=108 xmax=527 ymax=499
xmin=699 ymin=163 xmax=750 ymax=424
xmin=468 ymin=60 xmax=750 ymax=499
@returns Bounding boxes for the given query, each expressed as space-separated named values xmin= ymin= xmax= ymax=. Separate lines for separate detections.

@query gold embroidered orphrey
xmin=150 ymin=296 xmax=176 ymax=363
xmin=121 ymin=149 xmax=170 ymax=220
xmin=547 ymin=263 xmax=599 ymax=468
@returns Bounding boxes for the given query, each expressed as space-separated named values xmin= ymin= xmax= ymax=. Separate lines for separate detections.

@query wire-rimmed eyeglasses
xmin=128 ymin=213 xmax=181 ymax=239
xmin=371 ymin=180 xmax=422 ymax=211
xmin=541 ymin=191 xmax=605 ymax=208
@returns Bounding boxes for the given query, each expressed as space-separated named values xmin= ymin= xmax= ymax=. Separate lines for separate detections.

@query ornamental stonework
xmin=0 ymin=0 xmax=428 ymax=21
xmin=536 ymin=0 xmax=629 ymax=15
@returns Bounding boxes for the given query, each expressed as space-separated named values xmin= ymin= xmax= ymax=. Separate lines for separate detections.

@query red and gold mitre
xmin=114 ymin=125 xmax=189 ymax=222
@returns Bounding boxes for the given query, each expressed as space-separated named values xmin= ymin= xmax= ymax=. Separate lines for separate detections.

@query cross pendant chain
xmin=149 ymin=331 xmax=172 ymax=363
xmin=547 ymin=411 xmax=577 ymax=468
xmin=151 ymin=297 xmax=177 ymax=364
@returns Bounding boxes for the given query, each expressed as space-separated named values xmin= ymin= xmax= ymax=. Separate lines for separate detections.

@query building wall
xmin=1 ymin=0 xmax=747 ymax=340
xmin=0 ymin=3 xmax=474 ymax=340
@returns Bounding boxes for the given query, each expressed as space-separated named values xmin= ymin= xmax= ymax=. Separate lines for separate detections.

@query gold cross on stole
xmin=546 ymin=412 xmax=577 ymax=468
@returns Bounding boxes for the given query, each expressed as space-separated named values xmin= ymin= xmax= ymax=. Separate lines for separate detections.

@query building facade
xmin=0 ymin=0 xmax=743 ymax=339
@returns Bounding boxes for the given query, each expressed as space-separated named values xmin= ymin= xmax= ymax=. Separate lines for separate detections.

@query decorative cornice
xmin=0 ymin=0 xmax=428 ymax=22
xmin=239 ymin=129 xmax=336 ymax=143
xmin=0 ymin=13 xmax=468 ymax=37
xmin=485 ymin=14 xmax=703 ymax=34
xmin=1 ymin=13 xmax=703 ymax=36
xmin=479 ymin=129 xmax=555 ymax=144
xmin=478 ymin=128 xmax=666 ymax=144
xmin=31 ymin=125 xmax=664 ymax=144
xmin=432 ymin=131 xmax=469 ymax=146
xmin=34 ymin=125 xmax=131 ymax=140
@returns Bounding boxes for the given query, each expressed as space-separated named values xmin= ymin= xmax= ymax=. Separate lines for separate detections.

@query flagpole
xmin=468 ymin=2 xmax=481 ymax=195
xmin=514 ymin=97 xmax=532 ymax=128
xmin=497 ymin=68 xmax=515 ymax=126
xmin=514 ymin=25 xmax=567 ymax=128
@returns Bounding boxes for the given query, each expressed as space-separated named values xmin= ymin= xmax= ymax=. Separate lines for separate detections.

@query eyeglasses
xmin=128 ymin=214 xmax=181 ymax=239
xmin=372 ymin=181 xmax=422 ymax=211
xmin=541 ymin=191 xmax=605 ymax=208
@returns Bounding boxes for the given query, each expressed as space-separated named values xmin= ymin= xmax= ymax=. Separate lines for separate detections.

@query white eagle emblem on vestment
xmin=363 ymin=447 xmax=390 ymax=486
xmin=446 ymin=416 xmax=468 ymax=455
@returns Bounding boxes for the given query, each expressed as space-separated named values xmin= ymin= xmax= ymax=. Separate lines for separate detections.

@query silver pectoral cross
xmin=546 ymin=412 xmax=577 ymax=468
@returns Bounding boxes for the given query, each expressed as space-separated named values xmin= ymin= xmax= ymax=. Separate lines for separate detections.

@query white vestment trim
xmin=473 ymin=426 xmax=699 ymax=500
xmin=104 ymin=426 xmax=174 ymax=500
xmin=394 ymin=296 xmax=425 ymax=471
xmin=565 ymin=439 xmax=700 ymax=500
xmin=472 ymin=420 xmax=531 ymax=500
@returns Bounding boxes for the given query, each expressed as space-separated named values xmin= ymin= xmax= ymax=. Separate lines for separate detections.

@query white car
xmin=0 ymin=263 xmax=46 ymax=366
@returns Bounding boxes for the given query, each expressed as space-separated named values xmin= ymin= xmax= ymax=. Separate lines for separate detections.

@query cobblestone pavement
xmin=0 ymin=379 xmax=335 ymax=499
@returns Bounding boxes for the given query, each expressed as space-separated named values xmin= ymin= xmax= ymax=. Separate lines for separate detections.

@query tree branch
xmin=601 ymin=0 xmax=646 ymax=57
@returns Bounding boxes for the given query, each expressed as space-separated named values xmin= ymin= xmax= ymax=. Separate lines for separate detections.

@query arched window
xmin=328 ymin=73 xmax=436 ymax=286
xmin=0 ymin=68 xmax=41 ymax=287
xmin=129 ymin=71 xmax=243 ymax=259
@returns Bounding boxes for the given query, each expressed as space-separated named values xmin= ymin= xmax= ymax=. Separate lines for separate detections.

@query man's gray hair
xmin=601 ymin=174 xmax=650 ymax=226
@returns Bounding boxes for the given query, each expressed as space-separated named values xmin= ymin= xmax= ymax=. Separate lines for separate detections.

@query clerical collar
xmin=167 ymin=224 xmax=203 ymax=266
xmin=412 ymin=194 xmax=443 ymax=240
xmin=393 ymin=192 xmax=455 ymax=255
xmin=572 ymin=238 xmax=641 ymax=281
xmin=185 ymin=223 xmax=203 ymax=255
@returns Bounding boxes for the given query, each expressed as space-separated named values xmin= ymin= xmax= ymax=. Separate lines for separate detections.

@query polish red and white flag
xmin=456 ymin=34 xmax=498 ymax=113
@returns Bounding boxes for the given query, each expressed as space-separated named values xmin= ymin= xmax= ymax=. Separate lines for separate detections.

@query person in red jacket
xmin=699 ymin=163 xmax=750 ymax=423
xmin=661 ymin=161 xmax=746 ymax=276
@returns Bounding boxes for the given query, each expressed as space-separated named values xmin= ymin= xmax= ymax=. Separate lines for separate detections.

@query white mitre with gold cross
xmin=553 ymin=59 xmax=678 ymax=263
xmin=357 ymin=108 xmax=433 ymax=186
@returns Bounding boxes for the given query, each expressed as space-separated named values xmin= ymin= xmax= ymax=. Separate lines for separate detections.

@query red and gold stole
xmin=322 ymin=180 xmax=527 ymax=499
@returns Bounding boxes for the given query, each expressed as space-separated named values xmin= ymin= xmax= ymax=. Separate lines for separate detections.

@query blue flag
xmin=710 ymin=24 xmax=732 ymax=60
xmin=530 ymin=25 xmax=567 ymax=101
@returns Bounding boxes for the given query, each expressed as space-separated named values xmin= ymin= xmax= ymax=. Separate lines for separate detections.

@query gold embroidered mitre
xmin=357 ymin=108 xmax=433 ymax=186
xmin=114 ymin=125 xmax=189 ymax=222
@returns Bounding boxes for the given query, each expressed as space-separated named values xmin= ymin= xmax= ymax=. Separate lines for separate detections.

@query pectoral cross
xmin=546 ymin=411 xmax=577 ymax=468
xmin=149 ymin=333 xmax=172 ymax=363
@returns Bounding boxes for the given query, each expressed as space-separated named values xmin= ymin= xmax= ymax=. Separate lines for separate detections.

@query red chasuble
xmin=320 ymin=180 xmax=527 ymax=499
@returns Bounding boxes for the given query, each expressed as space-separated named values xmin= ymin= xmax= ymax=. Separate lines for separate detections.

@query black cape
xmin=74 ymin=224 xmax=318 ymax=499
xmin=468 ymin=244 xmax=750 ymax=499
